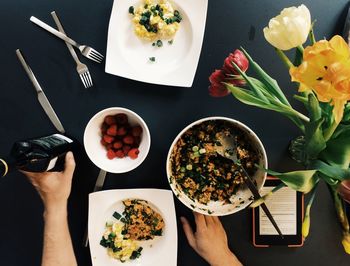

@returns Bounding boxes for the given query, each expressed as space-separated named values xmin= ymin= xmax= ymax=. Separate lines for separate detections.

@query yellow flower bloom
xmin=290 ymin=35 xmax=350 ymax=123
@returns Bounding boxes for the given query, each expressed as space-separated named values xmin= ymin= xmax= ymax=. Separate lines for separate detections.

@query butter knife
xmin=16 ymin=49 xmax=65 ymax=134
xmin=83 ymin=169 xmax=107 ymax=247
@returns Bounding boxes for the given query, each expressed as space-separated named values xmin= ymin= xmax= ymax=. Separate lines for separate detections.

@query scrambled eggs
xmin=101 ymin=222 xmax=142 ymax=262
xmin=129 ymin=0 xmax=182 ymax=41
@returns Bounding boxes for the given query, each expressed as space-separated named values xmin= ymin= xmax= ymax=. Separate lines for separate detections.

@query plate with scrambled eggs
xmin=88 ymin=189 xmax=177 ymax=266
xmin=105 ymin=0 xmax=208 ymax=87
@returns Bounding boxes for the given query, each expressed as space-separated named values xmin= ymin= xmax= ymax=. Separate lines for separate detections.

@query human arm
xmin=181 ymin=212 xmax=242 ymax=266
xmin=23 ymin=152 xmax=77 ymax=266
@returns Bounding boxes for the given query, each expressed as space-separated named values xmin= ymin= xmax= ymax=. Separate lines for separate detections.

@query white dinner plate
xmin=105 ymin=0 xmax=208 ymax=87
xmin=88 ymin=189 xmax=177 ymax=266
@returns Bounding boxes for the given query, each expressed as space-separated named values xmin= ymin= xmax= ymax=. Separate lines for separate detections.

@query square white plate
xmin=88 ymin=189 xmax=177 ymax=266
xmin=105 ymin=0 xmax=208 ymax=87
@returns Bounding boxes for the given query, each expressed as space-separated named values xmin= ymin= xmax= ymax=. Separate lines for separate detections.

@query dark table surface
xmin=1 ymin=0 xmax=350 ymax=265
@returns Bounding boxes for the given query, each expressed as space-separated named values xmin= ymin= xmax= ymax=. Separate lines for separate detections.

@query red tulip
xmin=338 ymin=180 xmax=350 ymax=204
xmin=208 ymin=69 xmax=230 ymax=97
xmin=223 ymin=49 xmax=249 ymax=74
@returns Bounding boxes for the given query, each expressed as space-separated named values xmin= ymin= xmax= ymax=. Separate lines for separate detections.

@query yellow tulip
xmin=290 ymin=35 xmax=350 ymax=123
xmin=342 ymin=233 xmax=350 ymax=254
xmin=263 ymin=4 xmax=311 ymax=51
xmin=302 ymin=205 xmax=311 ymax=239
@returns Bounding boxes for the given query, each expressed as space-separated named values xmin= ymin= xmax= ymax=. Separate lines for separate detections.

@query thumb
xmin=63 ymin=151 xmax=76 ymax=176
xmin=181 ymin=216 xmax=196 ymax=249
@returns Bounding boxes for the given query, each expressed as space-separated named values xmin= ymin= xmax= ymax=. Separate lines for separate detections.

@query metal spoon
xmin=215 ymin=132 xmax=284 ymax=238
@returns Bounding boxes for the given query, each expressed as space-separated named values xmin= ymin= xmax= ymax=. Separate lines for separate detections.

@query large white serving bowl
xmin=84 ymin=107 xmax=151 ymax=173
xmin=166 ymin=116 xmax=268 ymax=216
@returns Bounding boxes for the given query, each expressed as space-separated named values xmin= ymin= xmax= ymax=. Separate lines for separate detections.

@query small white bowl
xmin=166 ymin=117 xmax=267 ymax=216
xmin=84 ymin=107 xmax=151 ymax=173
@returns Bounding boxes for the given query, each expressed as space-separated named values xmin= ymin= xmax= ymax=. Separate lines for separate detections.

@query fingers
xmin=204 ymin=215 xmax=215 ymax=226
xmin=63 ymin=152 xmax=76 ymax=176
xmin=193 ymin=211 xmax=207 ymax=230
xmin=180 ymin=217 xmax=196 ymax=248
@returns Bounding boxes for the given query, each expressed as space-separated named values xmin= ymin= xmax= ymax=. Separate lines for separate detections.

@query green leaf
xmin=240 ymin=47 xmax=291 ymax=107
xmin=306 ymin=94 xmax=321 ymax=121
xmin=227 ymin=84 xmax=305 ymax=132
xmin=320 ymin=129 xmax=350 ymax=168
xmin=231 ymin=62 xmax=269 ymax=102
xmin=304 ymin=117 xmax=326 ymax=160
xmin=343 ymin=103 xmax=350 ymax=122
xmin=310 ymin=160 xmax=350 ymax=181
xmin=333 ymin=124 xmax=350 ymax=139
xmin=264 ymin=169 xmax=319 ymax=193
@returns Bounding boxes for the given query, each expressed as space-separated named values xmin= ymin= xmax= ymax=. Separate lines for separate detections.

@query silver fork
xmin=50 ymin=11 xmax=93 ymax=88
xmin=30 ymin=16 xmax=104 ymax=63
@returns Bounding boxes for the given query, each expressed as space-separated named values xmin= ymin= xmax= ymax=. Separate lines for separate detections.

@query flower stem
xmin=309 ymin=29 xmax=316 ymax=45
xmin=288 ymin=107 xmax=310 ymax=123
xmin=275 ymin=49 xmax=294 ymax=69
xmin=333 ymin=188 xmax=350 ymax=232
xmin=297 ymin=45 xmax=304 ymax=53
xmin=309 ymin=21 xmax=317 ymax=45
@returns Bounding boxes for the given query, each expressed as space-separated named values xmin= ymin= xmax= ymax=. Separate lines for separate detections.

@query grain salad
xmin=169 ymin=120 xmax=259 ymax=205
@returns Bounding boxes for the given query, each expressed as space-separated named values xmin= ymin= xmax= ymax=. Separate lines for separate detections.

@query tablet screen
xmin=259 ymin=186 xmax=297 ymax=235
xmin=253 ymin=178 xmax=304 ymax=246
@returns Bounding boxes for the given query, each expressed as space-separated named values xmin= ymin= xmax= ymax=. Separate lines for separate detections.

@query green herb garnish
xmin=149 ymin=57 xmax=156 ymax=62
xmin=156 ymin=40 xmax=163 ymax=47
xmin=128 ymin=6 xmax=134 ymax=15
xmin=113 ymin=211 xmax=122 ymax=220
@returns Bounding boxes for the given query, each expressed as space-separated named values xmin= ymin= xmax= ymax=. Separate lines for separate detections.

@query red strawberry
xmin=101 ymin=123 xmax=108 ymax=134
xmin=115 ymin=113 xmax=128 ymax=125
xmin=107 ymin=124 xmax=118 ymax=136
xmin=117 ymin=127 xmax=127 ymax=136
xmin=100 ymin=139 xmax=108 ymax=147
xmin=107 ymin=149 xmax=116 ymax=159
xmin=115 ymin=150 xmax=125 ymax=158
xmin=113 ymin=141 xmax=123 ymax=149
xmin=128 ymin=148 xmax=139 ymax=159
xmin=104 ymin=115 xmax=116 ymax=125
xmin=103 ymin=135 xmax=114 ymax=144
xmin=131 ymin=126 xmax=143 ymax=137
xmin=123 ymin=135 xmax=134 ymax=145
xmin=123 ymin=145 xmax=131 ymax=154
xmin=106 ymin=143 xmax=113 ymax=150
xmin=133 ymin=136 xmax=141 ymax=147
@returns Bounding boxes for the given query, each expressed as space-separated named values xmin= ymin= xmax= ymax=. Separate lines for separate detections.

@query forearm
xmin=42 ymin=203 xmax=77 ymax=266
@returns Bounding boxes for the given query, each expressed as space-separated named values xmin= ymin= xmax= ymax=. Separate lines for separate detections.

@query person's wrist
xmin=43 ymin=199 xmax=68 ymax=219
xmin=210 ymin=249 xmax=242 ymax=266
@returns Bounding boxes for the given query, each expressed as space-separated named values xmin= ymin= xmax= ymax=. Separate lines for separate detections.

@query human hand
xmin=22 ymin=152 xmax=76 ymax=213
xmin=181 ymin=212 xmax=242 ymax=266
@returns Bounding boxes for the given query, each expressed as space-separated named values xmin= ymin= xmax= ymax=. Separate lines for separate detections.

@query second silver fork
xmin=51 ymin=11 xmax=93 ymax=88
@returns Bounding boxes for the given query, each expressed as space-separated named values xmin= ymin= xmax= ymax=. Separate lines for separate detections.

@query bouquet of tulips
xmin=209 ymin=4 xmax=350 ymax=253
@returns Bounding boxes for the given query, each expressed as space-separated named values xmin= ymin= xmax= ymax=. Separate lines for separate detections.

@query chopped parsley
xmin=149 ymin=57 xmax=156 ymax=62
xmin=128 ymin=6 xmax=134 ymax=15
xmin=168 ymin=39 xmax=174 ymax=45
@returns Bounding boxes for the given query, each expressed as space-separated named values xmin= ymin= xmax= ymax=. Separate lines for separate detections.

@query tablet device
xmin=252 ymin=177 xmax=304 ymax=247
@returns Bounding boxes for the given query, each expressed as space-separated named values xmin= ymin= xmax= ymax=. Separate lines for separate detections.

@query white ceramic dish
xmin=84 ymin=107 xmax=151 ymax=173
xmin=105 ymin=0 xmax=208 ymax=87
xmin=88 ymin=189 xmax=177 ymax=266
xmin=166 ymin=117 xmax=268 ymax=216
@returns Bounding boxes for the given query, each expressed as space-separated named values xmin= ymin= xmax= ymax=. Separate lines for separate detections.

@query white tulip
xmin=263 ymin=4 xmax=311 ymax=50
